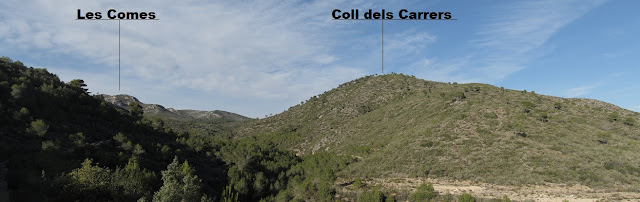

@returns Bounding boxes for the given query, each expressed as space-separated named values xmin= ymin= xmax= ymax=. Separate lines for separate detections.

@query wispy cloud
xmin=405 ymin=0 xmax=606 ymax=84
xmin=473 ymin=0 xmax=606 ymax=80
xmin=0 ymin=0 xmax=373 ymax=117
xmin=385 ymin=31 xmax=436 ymax=54
xmin=565 ymin=84 xmax=599 ymax=98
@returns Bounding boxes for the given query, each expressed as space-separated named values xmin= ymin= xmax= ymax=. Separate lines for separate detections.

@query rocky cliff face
xmin=100 ymin=94 xmax=249 ymax=121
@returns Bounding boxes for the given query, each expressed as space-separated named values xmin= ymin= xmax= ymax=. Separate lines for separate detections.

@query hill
xmin=235 ymin=73 xmax=640 ymax=190
xmin=4 ymin=55 xmax=640 ymax=201
xmin=100 ymin=94 xmax=249 ymax=121
xmin=0 ymin=57 xmax=356 ymax=201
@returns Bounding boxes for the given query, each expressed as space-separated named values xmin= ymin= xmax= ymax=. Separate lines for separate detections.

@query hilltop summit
xmin=237 ymin=73 xmax=640 ymax=188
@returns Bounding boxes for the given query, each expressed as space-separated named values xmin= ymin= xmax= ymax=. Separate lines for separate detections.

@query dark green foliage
xmin=353 ymin=177 xmax=365 ymax=188
xmin=285 ymin=152 xmax=354 ymax=201
xmin=27 ymin=119 xmax=49 ymax=137
xmin=386 ymin=196 xmax=396 ymax=202
xmin=41 ymin=140 xmax=59 ymax=151
xmin=220 ymin=139 xmax=299 ymax=201
xmin=129 ymin=101 xmax=144 ymax=121
xmin=457 ymin=193 xmax=476 ymax=202
xmin=68 ymin=79 xmax=88 ymax=93
xmin=48 ymin=157 xmax=157 ymax=201
xmin=410 ymin=183 xmax=437 ymax=201
xmin=153 ymin=156 xmax=207 ymax=202
xmin=221 ymin=185 xmax=239 ymax=202
xmin=608 ymin=111 xmax=619 ymax=122
xmin=0 ymin=57 xmax=223 ymax=201
xmin=358 ymin=189 xmax=385 ymax=202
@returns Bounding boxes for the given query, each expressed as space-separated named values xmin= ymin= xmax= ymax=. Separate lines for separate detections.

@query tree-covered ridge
xmin=5 ymin=56 xmax=640 ymax=201
xmin=0 ymin=57 xmax=355 ymax=201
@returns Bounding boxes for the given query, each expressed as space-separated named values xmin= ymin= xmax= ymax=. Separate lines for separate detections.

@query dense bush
xmin=27 ymin=119 xmax=49 ymax=137
xmin=410 ymin=183 xmax=437 ymax=201
xmin=358 ymin=189 xmax=385 ymax=202
xmin=624 ymin=117 xmax=637 ymax=126
xmin=609 ymin=111 xmax=619 ymax=122
xmin=457 ymin=193 xmax=476 ymax=202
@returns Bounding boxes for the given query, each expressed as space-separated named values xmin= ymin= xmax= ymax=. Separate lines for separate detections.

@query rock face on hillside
xmin=100 ymin=94 xmax=249 ymax=121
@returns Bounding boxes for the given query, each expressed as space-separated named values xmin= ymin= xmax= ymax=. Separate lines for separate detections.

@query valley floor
xmin=336 ymin=177 xmax=640 ymax=201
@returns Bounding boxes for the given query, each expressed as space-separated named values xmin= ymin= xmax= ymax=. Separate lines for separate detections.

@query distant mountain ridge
xmin=100 ymin=94 xmax=249 ymax=121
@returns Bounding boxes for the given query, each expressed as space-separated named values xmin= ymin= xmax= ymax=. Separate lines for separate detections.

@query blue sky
xmin=1 ymin=0 xmax=639 ymax=118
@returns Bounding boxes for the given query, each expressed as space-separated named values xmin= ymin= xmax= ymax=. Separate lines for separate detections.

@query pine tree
xmin=153 ymin=156 xmax=206 ymax=202
xmin=68 ymin=79 xmax=88 ymax=93
xmin=129 ymin=101 xmax=144 ymax=120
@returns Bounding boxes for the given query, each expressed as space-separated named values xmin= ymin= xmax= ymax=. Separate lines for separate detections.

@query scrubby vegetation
xmin=3 ymin=56 xmax=640 ymax=201
xmin=236 ymin=73 xmax=640 ymax=189
xmin=0 ymin=57 xmax=353 ymax=201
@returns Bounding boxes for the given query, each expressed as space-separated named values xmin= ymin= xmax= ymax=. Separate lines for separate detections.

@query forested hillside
xmin=4 ymin=56 xmax=640 ymax=201
xmin=0 ymin=57 xmax=354 ymax=202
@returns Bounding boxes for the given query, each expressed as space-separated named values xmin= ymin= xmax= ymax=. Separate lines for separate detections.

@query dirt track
xmin=339 ymin=177 xmax=640 ymax=201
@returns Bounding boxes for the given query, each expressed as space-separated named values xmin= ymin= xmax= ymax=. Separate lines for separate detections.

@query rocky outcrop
xmin=100 ymin=94 xmax=249 ymax=121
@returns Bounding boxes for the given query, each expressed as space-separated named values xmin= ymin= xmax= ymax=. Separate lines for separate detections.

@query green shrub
xmin=153 ymin=157 xmax=205 ymax=202
xmin=538 ymin=112 xmax=549 ymax=122
xmin=358 ymin=189 xmax=384 ymax=202
xmin=386 ymin=196 xmax=395 ymax=202
xmin=457 ymin=193 xmax=475 ymax=202
xmin=451 ymin=92 xmax=466 ymax=102
xmin=353 ymin=177 xmax=365 ymax=188
xmin=440 ymin=192 xmax=454 ymax=202
xmin=27 ymin=119 xmax=49 ymax=137
xmin=609 ymin=111 xmax=619 ymax=122
xmin=410 ymin=183 xmax=436 ymax=201
xmin=41 ymin=140 xmax=59 ymax=151
xmin=420 ymin=140 xmax=435 ymax=147
xmin=554 ymin=102 xmax=562 ymax=110
xmin=69 ymin=132 xmax=86 ymax=147
xmin=113 ymin=132 xmax=127 ymax=143
xmin=624 ymin=117 xmax=637 ymax=126
xmin=520 ymin=101 xmax=536 ymax=109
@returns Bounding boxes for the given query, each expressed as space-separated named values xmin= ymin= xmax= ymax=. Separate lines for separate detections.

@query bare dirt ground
xmin=337 ymin=177 xmax=640 ymax=201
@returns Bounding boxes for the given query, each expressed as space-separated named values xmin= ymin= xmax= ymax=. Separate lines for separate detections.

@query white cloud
xmin=385 ymin=31 xmax=436 ymax=54
xmin=468 ymin=0 xmax=606 ymax=82
xmin=402 ymin=0 xmax=606 ymax=84
xmin=565 ymin=85 xmax=599 ymax=98
xmin=0 ymin=0 xmax=373 ymax=117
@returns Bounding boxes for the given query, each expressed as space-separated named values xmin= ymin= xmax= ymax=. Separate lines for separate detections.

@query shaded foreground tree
xmin=152 ymin=156 xmax=211 ymax=202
